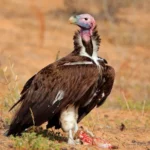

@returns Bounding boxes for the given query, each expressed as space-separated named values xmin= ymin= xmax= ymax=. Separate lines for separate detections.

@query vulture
xmin=6 ymin=14 xmax=115 ymax=144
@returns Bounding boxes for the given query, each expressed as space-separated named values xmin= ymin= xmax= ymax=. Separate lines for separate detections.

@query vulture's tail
xmin=5 ymin=119 xmax=31 ymax=136
xmin=6 ymin=107 xmax=33 ymax=136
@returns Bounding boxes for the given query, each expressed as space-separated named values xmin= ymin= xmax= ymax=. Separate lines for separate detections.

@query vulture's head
xmin=69 ymin=14 xmax=96 ymax=37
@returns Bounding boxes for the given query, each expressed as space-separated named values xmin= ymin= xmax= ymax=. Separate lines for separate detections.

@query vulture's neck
xmin=73 ymin=27 xmax=101 ymax=65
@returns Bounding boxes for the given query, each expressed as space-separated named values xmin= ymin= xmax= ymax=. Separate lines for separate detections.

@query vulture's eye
xmin=84 ymin=18 xmax=88 ymax=20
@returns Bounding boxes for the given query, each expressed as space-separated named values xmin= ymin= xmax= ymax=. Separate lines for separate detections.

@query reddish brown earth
xmin=0 ymin=0 xmax=150 ymax=150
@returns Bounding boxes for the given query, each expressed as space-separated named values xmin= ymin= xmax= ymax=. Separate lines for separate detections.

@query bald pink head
xmin=69 ymin=14 xmax=96 ymax=41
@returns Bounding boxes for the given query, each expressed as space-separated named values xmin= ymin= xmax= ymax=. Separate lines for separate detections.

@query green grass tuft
xmin=11 ymin=131 xmax=64 ymax=150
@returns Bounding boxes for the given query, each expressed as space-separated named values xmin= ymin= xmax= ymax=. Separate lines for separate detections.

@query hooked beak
xmin=69 ymin=16 xmax=77 ymax=24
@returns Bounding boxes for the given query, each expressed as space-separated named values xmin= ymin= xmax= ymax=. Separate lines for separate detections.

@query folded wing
xmin=7 ymin=61 xmax=100 ymax=136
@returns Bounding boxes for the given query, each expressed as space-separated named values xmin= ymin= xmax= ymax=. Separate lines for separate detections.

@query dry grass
xmin=0 ymin=0 xmax=150 ymax=150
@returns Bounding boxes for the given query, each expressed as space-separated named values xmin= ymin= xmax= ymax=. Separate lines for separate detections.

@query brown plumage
xmin=8 ymin=58 xmax=99 ymax=135
xmin=7 ymin=14 xmax=115 ymax=145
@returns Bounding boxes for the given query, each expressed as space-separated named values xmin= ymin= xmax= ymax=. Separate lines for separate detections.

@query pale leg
xmin=74 ymin=122 xmax=78 ymax=134
xmin=60 ymin=106 xmax=79 ymax=145
xmin=68 ymin=129 xmax=75 ymax=145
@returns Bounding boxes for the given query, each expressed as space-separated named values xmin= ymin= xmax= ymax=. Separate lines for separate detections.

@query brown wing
xmin=7 ymin=61 xmax=99 ymax=135
xmin=78 ymin=65 xmax=115 ymax=122
xmin=96 ymin=65 xmax=115 ymax=106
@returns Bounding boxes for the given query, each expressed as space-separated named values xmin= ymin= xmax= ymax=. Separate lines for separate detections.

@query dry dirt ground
xmin=0 ymin=0 xmax=150 ymax=150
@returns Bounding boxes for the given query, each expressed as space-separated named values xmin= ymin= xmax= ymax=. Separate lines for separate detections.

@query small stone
xmin=120 ymin=123 xmax=125 ymax=131
xmin=8 ymin=144 xmax=13 ymax=148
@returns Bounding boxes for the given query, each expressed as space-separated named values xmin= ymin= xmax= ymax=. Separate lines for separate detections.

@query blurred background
xmin=0 ymin=0 xmax=150 ymax=111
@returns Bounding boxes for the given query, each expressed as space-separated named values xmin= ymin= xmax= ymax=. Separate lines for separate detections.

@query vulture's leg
xmin=74 ymin=122 xmax=78 ymax=134
xmin=68 ymin=129 xmax=75 ymax=144
xmin=68 ymin=122 xmax=79 ymax=144
xmin=60 ymin=106 xmax=78 ymax=144
xmin=74 ymin=107 xmax=79 ymax=134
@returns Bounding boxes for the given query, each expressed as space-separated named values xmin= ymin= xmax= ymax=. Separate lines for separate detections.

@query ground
xmin=0 ymin=0 xmax=150 ymax=150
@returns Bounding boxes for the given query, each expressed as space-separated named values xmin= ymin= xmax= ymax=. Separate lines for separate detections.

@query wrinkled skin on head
xmin=69 ymin=14 xmax=96 ymax=40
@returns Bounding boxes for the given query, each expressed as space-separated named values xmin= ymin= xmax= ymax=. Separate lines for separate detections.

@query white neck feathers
xmin=77 ymin=34 xmax=99 ymax=66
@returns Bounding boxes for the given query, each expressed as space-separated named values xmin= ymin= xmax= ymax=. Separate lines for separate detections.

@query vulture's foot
xmin=68 ymin=138 xmax=75 ymax=145
xmin=68 ymin=138 xmax=80 ymax=145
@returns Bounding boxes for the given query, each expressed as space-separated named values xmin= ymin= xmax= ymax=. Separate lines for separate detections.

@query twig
xmin=3 ymin=71 xmax=9 ymax=84
xmin=29 ymin=108 xmax=35 ymax=126
xmin=142 ymin=99 xmax=146 ymax=116
xmin=55 ymin=51 xmax=60 ymax=61
xmin=121 ymin=91 xmax=131 ymax=112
